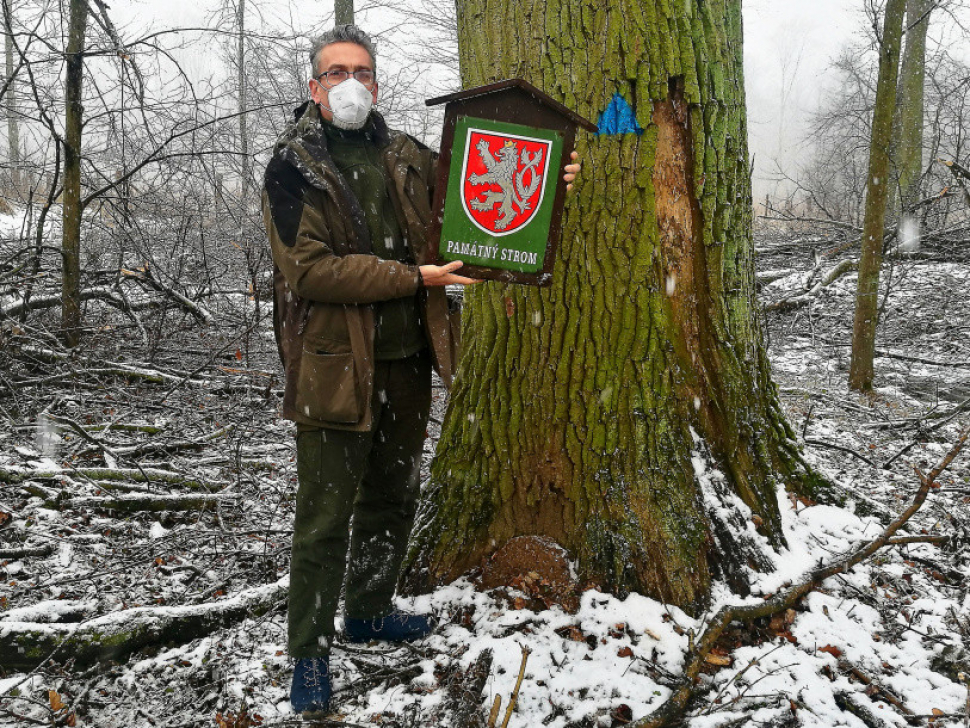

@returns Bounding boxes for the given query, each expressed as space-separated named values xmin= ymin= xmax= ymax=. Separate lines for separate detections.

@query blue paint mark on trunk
xmin=596 ymin=94 xmax=643 ymax=135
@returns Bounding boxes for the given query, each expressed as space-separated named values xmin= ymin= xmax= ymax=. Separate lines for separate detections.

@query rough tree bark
xmin=334 ymin=0 xmax=353 ymax=26
xmin=61 ymin=0 xmax=87 ymax=347
xmin=404 ymin=0 xmax=814 ymax=612
xmin=895 ymin=0 xmax=931 ymax=212
xmin=849 ymin=0 xmax=906 ymax=391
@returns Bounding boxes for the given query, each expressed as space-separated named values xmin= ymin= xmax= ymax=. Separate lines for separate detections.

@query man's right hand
xmin=420 ymin=261 xmax=481 ymax=287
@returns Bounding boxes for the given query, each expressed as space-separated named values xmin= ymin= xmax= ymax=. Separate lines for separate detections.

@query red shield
xmin=460 ymin=128 xmax=552 ymax=236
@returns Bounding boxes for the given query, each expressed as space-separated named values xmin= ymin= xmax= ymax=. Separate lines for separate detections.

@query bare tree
xmin=848 ymin=0 xmax=906 ymax=391
xmin=236 ymin=0 xmax=250 ymax=199
xmin=895 ymin=0 xmax=934 ymax=213
xmin=61 ymin=0 xmax=88 ymax=347
xmin=3 ymin=0 xmax=20 ymax=190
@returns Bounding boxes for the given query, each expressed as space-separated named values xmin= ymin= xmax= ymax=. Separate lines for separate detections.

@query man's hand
xmin=420 ymin=260 xmax=481 ymax=287
xmin=563 ymin=151 xmax=581 ymax=191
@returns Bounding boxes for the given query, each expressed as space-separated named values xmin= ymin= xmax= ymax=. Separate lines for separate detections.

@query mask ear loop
xmin=311 ymin=78 xmax=335 ymax=118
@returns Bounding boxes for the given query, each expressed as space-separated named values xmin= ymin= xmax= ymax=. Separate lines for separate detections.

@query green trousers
xmin=288 ymin=351 xmax=431 ymax=658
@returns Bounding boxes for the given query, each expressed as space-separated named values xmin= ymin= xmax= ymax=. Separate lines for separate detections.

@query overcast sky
xmin=115 ymin=0 xmax=867 ymax=200
xmin=743 ymin=0 xmax=863 ymax=199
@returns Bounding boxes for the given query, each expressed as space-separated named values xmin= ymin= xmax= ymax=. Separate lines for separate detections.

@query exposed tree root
xmin=0 ymin=577 xmax=287 ymax=671
xmin=630 ymin=427 xmax=968 ymax=728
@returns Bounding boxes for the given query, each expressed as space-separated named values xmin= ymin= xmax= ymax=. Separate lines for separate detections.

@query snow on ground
xmin=1 ymin=235 xmax=969 ymax=727
xmin=99 ymin=477 xmax=962 ymax=728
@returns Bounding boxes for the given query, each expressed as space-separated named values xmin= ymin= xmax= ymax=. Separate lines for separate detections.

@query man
xmin=262 ymin=25 xmax=580 ymax=715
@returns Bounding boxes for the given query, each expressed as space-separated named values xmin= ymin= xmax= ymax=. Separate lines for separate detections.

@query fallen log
xmin=0 ymin=544 xmax=55 ymax=560
xmin=53 ymin=493 xmax=233 ymax=513
xmin=0 ymin=577 xmax=288 ymax=671
xmin=0 ymin=466 xmax=221 ymax=491
xmin=0 ymin=287 xmax=158 ymax=319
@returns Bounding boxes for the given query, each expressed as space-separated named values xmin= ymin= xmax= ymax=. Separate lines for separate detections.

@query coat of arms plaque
xmin=427 ymin=79 xmax=597 ymax=286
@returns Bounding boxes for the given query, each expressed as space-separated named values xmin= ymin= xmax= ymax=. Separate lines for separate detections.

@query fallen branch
xmin=803 ymin=438 xmax=878 ymax=468
xmin=838 ymin=658 xmax=913 ymax=716
xmin=0 ymin=544 xmax=55 ymax=560
xmin=758 ymin=214 xmax=861 ymax=233
xmin=0 ymin=287 xmax=158 ymax=319
xmin=629 ymin=427 xmax=969 ymax=728
xmin=0 ymin=577 xmax=288 ymax=670
xmin=75 ymin=425 xmax=234 ymax=461
xmin=764 ymin=259 xmax=858 ymax=312
xmin=487 ymin=645 xmax=530 ymax=728
xmin=755 ymin=269 xmax=796 ymax=287
xmin=881 ymin=395 xmax=970 ymax=469
xmin=938 ymin=157 xmax=970 ymax=208
xmin=443 ymin=648 xmax=493 ymax=728
xmin=819 ymin=340 xmax=970 ymax=369
xmin=51 ymin=493 xmax=233 ymax=513
xmin=833 ymin=691 xmax=891 ymax=728
xmin=0 ymin=465 xmax=220 ymax=491
xmin=885 ymin=534 xmax=948 ymax=546
xmin=86 ymin=423 xmax=166 ymax=434
xmin=14 ymin=345 xmax=209 ymax=386
xmin=120 ymin=266 xmax=213 ymax=324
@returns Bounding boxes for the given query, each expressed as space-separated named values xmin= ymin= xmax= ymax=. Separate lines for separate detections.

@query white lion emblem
xmin=467 ymin=139 xmax=543 ymax=230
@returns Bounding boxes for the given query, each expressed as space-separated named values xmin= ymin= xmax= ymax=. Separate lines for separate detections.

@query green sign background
xmin=438 ymin=116 xmax=564 ymax=273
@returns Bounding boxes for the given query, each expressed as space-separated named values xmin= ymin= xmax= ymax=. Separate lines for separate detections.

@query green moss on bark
xmin=404 ymin=0 xmax=814 ymax=611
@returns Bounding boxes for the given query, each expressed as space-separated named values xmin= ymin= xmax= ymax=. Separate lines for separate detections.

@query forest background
xmin=1 ymin=0 xmax=970 ymax=726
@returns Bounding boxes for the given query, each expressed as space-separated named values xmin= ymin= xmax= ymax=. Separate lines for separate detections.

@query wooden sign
xmin=426 ymin=79 xmax=597 ymax=286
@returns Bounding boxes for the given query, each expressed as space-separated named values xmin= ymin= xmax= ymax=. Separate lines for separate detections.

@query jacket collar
xmin=275 ymin=101 xmax=381 ymax=257
xmin=288 ymin=101 xmax=391 ymax=149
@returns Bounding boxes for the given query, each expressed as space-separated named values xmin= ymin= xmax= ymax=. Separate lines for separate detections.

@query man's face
xmin=309 ymin=41 xmax=378 ymax=124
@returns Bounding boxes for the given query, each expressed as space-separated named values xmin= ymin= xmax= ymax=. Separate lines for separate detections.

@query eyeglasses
xmin=314 ymin=69 xmax=376 ymax=88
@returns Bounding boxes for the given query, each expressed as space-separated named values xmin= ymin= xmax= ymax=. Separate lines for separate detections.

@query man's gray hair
xmin=309 ymin=25 xmax=377 ymax=76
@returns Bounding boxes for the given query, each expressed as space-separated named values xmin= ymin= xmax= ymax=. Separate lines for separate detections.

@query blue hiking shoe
xmin=290 ymin=657 xmax=331 ymax=715
xmin=343 ymin=611 xmax=436 ymax=644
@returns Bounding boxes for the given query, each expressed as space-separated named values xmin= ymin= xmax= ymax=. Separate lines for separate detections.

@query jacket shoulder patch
xmin=264 ymin=155 xmax=309 ymax=248
xmin=405 ymin=133 xmax=431 ymax=152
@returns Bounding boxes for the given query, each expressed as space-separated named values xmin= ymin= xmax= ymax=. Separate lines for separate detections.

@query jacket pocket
xmin=295 ymin=350 xmax=360 ymax=424
xmin=302 ymin=303 xmax=352 ymax=348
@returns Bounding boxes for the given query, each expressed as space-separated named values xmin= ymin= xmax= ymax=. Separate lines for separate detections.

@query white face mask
xmin=322 ymin=78 xmax=374 ymax=130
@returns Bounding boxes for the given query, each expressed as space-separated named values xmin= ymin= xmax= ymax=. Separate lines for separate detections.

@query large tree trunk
xmin=404 ymin=0 xmax=812 ymax=612
xmin=61 ymin=0 xmax=87 ymax=347
xmin=849 ymin=0 xmax=906 ymax=392
xmin=895 ymin=0 xmax=931 ymax=212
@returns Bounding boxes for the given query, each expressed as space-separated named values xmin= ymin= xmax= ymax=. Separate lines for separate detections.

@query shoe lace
xmin=303 ymin=658 xmax=324 ymax=688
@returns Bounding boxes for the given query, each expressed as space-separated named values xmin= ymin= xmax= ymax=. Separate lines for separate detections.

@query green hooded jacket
xmin=262 ymin=102 xmax=459 ymax=431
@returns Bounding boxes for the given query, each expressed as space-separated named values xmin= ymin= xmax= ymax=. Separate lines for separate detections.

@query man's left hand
xmin=563 ymin=151 xmax=581 ymax=191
